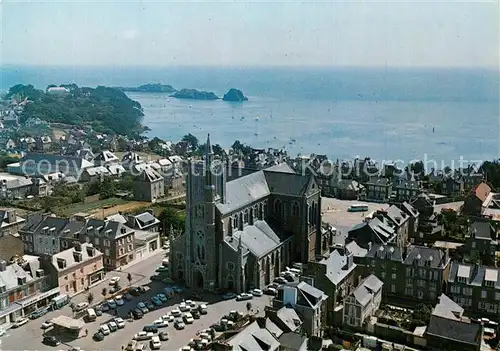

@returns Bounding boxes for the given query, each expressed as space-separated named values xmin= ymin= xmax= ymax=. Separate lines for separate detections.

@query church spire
xmin=206 ymin=133 xmax=213 ymax=157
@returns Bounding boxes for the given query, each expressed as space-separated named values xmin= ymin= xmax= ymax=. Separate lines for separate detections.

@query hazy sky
xmin=1 ymin=0 xmax=498 ymax=67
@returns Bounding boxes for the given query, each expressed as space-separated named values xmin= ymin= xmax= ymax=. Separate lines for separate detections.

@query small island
xmin=118 ymin=83 xmax=177 ymax=93
xmin=222 ymin=88 xmax=248 ymax=102
xmin=171 ymin=89 xmax=219 ymax=100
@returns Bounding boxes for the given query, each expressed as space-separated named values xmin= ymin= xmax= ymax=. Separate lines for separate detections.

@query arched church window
xmin=244 ymin=210 xmax=249 ymax=223
xmin=274 ymin=199 xmax=282 ymax=215
xmin=228 ymin=217 xmax=233 ymax=233
xmin=233 ymin=215 xmax=238 ymax=229
xmin=292 ymin=201 xmax=300 ymax=216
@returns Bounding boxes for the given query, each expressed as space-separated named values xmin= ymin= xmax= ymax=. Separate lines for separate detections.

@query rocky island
xmin=118 ymin=83 xmax=177 ymax=93
xmin=171 ymin=89 xmax=219 ymax=100
xmin=222 ymin=88 xmax=248 ymax=102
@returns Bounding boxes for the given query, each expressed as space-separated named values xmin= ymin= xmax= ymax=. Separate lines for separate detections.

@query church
xmin=169 ymin=134 xmax=330 ymax=293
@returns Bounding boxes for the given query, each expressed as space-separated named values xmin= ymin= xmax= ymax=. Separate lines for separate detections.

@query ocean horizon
xmin=1 ymin=65 xmax=499 ymax=167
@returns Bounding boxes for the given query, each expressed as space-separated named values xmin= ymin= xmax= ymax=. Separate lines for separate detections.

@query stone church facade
xmin=170 ymin=135 xmax=330 ymax=293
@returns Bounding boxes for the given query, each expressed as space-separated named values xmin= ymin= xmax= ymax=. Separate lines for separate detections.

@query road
xmin=0 ymin=250 xmax=272 ymax=351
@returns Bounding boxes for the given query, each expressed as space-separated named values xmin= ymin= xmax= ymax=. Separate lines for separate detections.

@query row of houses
xmin=0 ymin=210 xmax=161 ymax=325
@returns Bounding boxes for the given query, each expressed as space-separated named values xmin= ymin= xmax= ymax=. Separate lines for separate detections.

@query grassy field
xmin=59 ymin=197 xmax=128 ymax=216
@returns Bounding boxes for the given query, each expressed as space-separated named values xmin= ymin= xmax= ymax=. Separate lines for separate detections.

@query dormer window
xmin=486 ymin=280 xmax=495 ymax=288
xmin=105 ymin=229 xmax=112 ymax=236
xmin=86 ymin=226 xmax=94 ymax=233
xmin=73 ymin=251 xmax=82 ymax=262
xmin=457 ymin=276 xmax=467 ymax=283
xmin=57 ymin=258 xmax=67 ymax=269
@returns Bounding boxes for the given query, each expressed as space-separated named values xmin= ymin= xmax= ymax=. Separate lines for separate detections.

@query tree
xmin=127 ymin=273 xmax=133 ymax=286
xmin=181 ymin=133 xmax=199 ymax=151
xmin=87 ymin=292 xmax=94 ymax=305
xmin=101 ymin=287 xmax=108 ymax=299
xmin=159 ymin=207 xmax=185 ymax=234
xmin=246 ymin=302 xmax=252 ymax=314
xmin=99 ymin=178 xmax=116 ymax=200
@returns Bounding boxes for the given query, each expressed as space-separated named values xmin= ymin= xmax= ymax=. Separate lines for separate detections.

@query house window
xmin=94 ymin=237 xmax=99 ymax=245
xmin=405 ymin=288 xmax=413 ymax=296
xmin=105 ymin=249 xmax=110 ymax=256
xmin=391 ymin=273 xmax=396 ymax=280
xmin=495 ymin=292 xmax=500 ymax=301
xmin=81 ymin=278 xmax=84 ymax=285
xmin=104 ymin=240 xmax=110 ymax=247
xmin=65 ymin=285 xmax=69 ymax=292
xmin=472 ymin=241 xmax=476 ymax=248
xmin=481 ymin=290 xmax=487 ymax=299
xmin=391 ymin=284 xmax=395 ymax=293
xmin=381 ymin=272 xmax=386 ymax=279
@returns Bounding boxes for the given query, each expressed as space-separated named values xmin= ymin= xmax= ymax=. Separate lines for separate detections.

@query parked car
xmin=110 ymin=276 xmax=121 ymax=285
xmin=151 ymin=296 xmax=162 ymax=306
xmin=132 ymin=308 xmax=143 ymax=319
xmin=174 ymin=319 xmax=186 ymax=330
xmin=137 ymin=302 xmax=149 ymax=314
xmin=159 ymin=331 xmax=169 ymax=341
xmin=137 ymin=286 xmax=147 ymax=293
xmin=185 ymin=300 xmax=196 ymax=308
xmin=43 ymin=336 xmax=61 ymax=346
xmin=150 ymin=336 xmax=161 ymax=350
xmin=108 ymin=321 xmax=118 ymax=332
xmin=41 ymin=320 xmax=53 ymax=329
xmin=115 ymin=317 xmax=126 ymax=328
xmin=172 ymin=285 xmax=183 ymax=293
xmin=30 ymin=308 xmax=49 ymax=319
xmin=179 ymin=303 xmax=190 ymax=312
xmin=153 ymin=319 xmax=168 ymax=328
xmin=264 ymin=287 xmax=277 ymax=296
xmin=183 ymin=313 xmax=194 ymax=324
xmin=12 ymin=318 xmax=29 ymax=328
xmin=198 ymin=304 xmax=208 ymax=314
xmin=115 ymin=295 xmax=125 ymax=306
xmin=107 ymin=299 xmax=117 ymax=309
xmin=100 ymin=303 xmax=110 ymax=312
xmin=156 ymin=266 xmax=168 ymax=273
xmin=125 ymin=340 xmax=137 ymax=351
xmin=133 ymin=331 xmax=154 ymax=340
xmin=236 ymin=293 xmax=253 ymax=301
xmin=129 ymin=287 xmax=141 ymax=296
xmin=110 ymin=285 xmax=121 ymax=294
xmin=162 ymin=314 xmax=174 ymax=323
xmin=157 ymin=293 xmax=168 ymax=302
xmin=150 ymin=273 xmax=161 ymax=281
xmin=171 ymin=308 xmax=182 ymax=317
xmin=192 ymin=310 xmax=201 ymax=319
xmin=75 ymin=302 xmax=89 ymax=311
xmin=95 ymin=306 xmax=103 ymax=316
xmin=93 ymin=332 xmax=105 ymax=342
xmin=284 ymin=274 xmax=295 ymax=282
xmin=143 ymin=324 xmax=158 ymax=333
xmin=124 ymin=293 xmax=134 ymax=301
xmin=274 ymin=277 xmax=287 ymax=284
xmin=146 ymin=301 xmax=155 ymax=311
xmin=222 ymin=292 xmax=237 ymax=300
xmin=135 ymin=344 xmax=147 ymax=351
xmin=251 ymin=289 xmax=263 ymax=296
xmin=100 ymin=324 xmax=111 ymax=335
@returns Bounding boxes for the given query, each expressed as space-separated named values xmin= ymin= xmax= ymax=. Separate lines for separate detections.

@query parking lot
xmin=1 ymin=278 xmax=272 ymax=351
xmin=321 ymin=197 xmax=388 ymax=234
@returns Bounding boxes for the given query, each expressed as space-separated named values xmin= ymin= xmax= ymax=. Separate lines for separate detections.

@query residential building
xmin=302 ymin=248 xmax=357 ymax=324
xmin=79 ymin=166 xmax=110 ymax=183
xmin=393 ymin=179 xmax=421 ymax=202
xmin=273 ymin=281 xmax=328 ymax=336
xmin=343 ymin=274 xmax=383 ymax=329
xmin=331 ymin=179 xmax=361 ymax=200
xmin=441 ymin=177 xmax=464 ymax=197
xmin=361 ymin=244 xmax=451 ymax=305
xmin=93 ymin=150 xmax=119 ymax=166
xmin=447 ymin=262 xmax=500 ymax=317
xmin=49 ymin=243 xmax=104 ymax=296
xmin=364 ymin=177 xmax=392 ymax=202
xmin=0 ymin=173 xmax=39 ymax=200
xmin=72 ymin=148 xmax=95 ymax=162
xmin=265 ymin=306 xmax=303 ymax=335
xmin=425 ymin=294 xmax=482 ymax=351
xmin=0 ymin=234 xmax=24 ymax=262
xmin=24 ymin=117 xmax=48 ymax=128
xmin=278 ymin=332 xmax=308 ymax=351
xmin=376 ymin=205 xmax=411 ymax=246
xmin=34 ymin=136 xmax=52 ymax=151
xmin=0 ymin=258 xmax=59 ymax=325
xmin=461 ymin=182 xmax=491 ymax=216
xmin=134 ymin=230 xmax=160 ymax=260
xmin=170 ymin=135 xmax=328 ymax=292
xmin=463 ymin=220 xmax=497 ymax=265
xmin=217 ymin=319 xmax=280 ymax=351
xmin=125 ymin=211 xmax=160 ymax=232
xmin=132 ymin=168 xmax=164 ymax=202
xmin=397 ymin=202 xmax=420 ymax=241
xmin=347 ymin=217 xmax=397 ymax=249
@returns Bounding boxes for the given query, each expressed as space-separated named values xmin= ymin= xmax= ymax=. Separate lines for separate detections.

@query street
xmin=0 ymin=250 xmax=272 ymax=351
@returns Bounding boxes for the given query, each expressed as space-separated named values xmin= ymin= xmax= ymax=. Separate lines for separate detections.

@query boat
xmin=255 ymin=117 xmax=259 ymax=121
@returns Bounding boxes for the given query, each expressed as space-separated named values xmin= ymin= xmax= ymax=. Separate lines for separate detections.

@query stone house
xmin=332 ymin=179 xmax=361 ymax=200
xmin=302 ymin=248 xmax=357 ymax=324
xmin=79 ymin=166 xmax=110 ymax=183
xmin=364 ymin=177 xmax=392 ymax=202
xmin=360 ymin=244 xmax=451 ymax=306
xmin=273 ymin=282 xmax=328 ymax=337
xmin=463 ymin=220 xmax=497 ymax=265
xmin=49 ymin=243 xmax=104 ymax=296
xmin=132 ymin=168 xmax=165 ymax=202
xmin=461 ymin=182 xmax=491 ymax=216
xmin=35 ymin=136 xmax=52 ymax=152
xmin=393 ymin=179 xmax=421 ymax=202
xmin=441 ymin=177 xmax=464 ymax=197
xmin=343 ymin=274 xmax=383 ymax=329
xmin=397 ymin=202 xmax=420 ymax=242
xmin=347 ymin=217 xmax=397 ymax=249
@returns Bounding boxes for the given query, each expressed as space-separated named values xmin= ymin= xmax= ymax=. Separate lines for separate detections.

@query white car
xmin=41 ymin=320 xmax=53 ymax=329
xmin=100 ymin=324 xmax=110 ymax=335
xmin=174 ymin=319 xmax=185 ymax=330
xmin=183 ymin=313 xmax=194 ymax=324
xmin=134 ymin=331 xmax=154 ymax=341
xmin=115 ymin=295 xmax=125 ymax=306
xmin=107 ymin=299 xmax=117 ymax=309
xmin=110 ymin=276 xmax=121 ymax=285
xmin=185 ymin=300 xmax=196 ymax=308
xmin=12 ymin=318 xmax=29 ymax=328
xmin=199 ymin=304 xmax=208 ymax=315
xmin=171 ymin=308 xmax=182 ymax=317
xmin=252 ymin=289 xmax=263 ymax=296
xmin=153 ymin=319 xmax=168 ymax=328
xmin=150 ymin=336 xmax=161 ymax=350
xmin=179 ymin=303 xmax=190 ymax=312
xmin=75 ymin=302 xmax=89 ymax=311
xmin=114 ymin=317 xmax=126 ymax=328
xmin=162 ymin=314 xmax=175 ymax=323
xmin=108 ymin=321 xmax=118 ymax=332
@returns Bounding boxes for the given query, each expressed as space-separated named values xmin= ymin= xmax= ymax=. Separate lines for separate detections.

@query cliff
xmin=171 ymin=89 xmax=219 ymax=100
xmin=222 ymin=88 xmax=248 ymax=102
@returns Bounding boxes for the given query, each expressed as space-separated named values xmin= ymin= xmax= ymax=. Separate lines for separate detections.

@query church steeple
xmin=206 ymin=133 xmax=213 ymax=158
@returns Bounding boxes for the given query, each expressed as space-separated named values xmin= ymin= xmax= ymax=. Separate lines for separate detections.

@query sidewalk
xmin=113 ymin=248 xmax=167 ymax=272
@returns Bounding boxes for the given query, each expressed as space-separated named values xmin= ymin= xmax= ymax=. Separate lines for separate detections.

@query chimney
xmin=6 ymin=210 xmax=16 ymax=224
xmin=126 ymin=215 xmax=135 ymax=228
xmin=343 ymin=249 xmax=354 ymax=270
xmin=444 ymin=248 xmax=449 ymax=264
xmin=0 ymin=260 xmax=6 ymax=271
xmin=368 ymin=242 xmax=372 ymax=251
xmin=17 ymin=276 xmax=27 ymax=286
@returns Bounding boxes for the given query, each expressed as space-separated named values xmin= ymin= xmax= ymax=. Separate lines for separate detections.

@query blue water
xmin=1 ymin=65 xmax=499 ymax=165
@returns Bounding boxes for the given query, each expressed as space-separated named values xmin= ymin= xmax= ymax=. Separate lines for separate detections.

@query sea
xmin=1 ymin=65 xmax=499 ymax=168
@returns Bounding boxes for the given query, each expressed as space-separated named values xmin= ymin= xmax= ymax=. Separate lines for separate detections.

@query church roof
xmin=225 ymin=220 xmax=281 ymax=258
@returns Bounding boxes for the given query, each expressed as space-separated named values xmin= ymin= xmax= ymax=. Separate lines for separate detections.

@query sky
xmin=1 ymin=0 xmax=498 ymax=67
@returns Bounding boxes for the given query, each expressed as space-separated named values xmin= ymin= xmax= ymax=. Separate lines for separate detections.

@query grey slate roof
xmin=51 ymin=244 xmax=103 ymax=272
xmin=319 ymin=249 xmax=357 ymax=285
xmin=366 ymin=244 xmax=449 ymax=268
xmin=366 ymin=176 xmax=391 ymax=186
xmin=426 ymin=315 xmax=481 ymax=346
xmin=135 ymin=168 xmax=163 ymax=182
xmin=264 ymin=171 xmax=313 ymax=197
xmin=469 ymin=220 xmax=495 ymax=240
xmin=276 ymin=306 xmax=302 ymax=332
xmin=448 ymin=262 xmax=500 ymax=287
xmin=134 ymin=212 xmax=159 ymax=228
xmin=401 ymin=202 xmax=419 ymax=218
xmin=278 ymin=332 xmax=307 ymax=351
xmin=229 ymin=220 xmax=281 ymax=258
xmin=345 ymin=241 xmax=367 ymax=257
xmin=227 ymin=320 xmax=280 ymax=351
xmin=265 ymin=163 xmax=295 ymax=174
xmin=385 ymin=205 xmax=409 ymax=226
xmin=353 ymin=274 xmax=383 ymax=306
